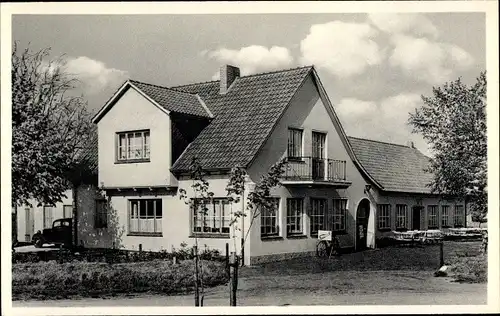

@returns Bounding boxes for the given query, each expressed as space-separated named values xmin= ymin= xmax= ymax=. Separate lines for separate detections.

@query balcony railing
xmin=283 ymin=156 xmax=347 ymax=182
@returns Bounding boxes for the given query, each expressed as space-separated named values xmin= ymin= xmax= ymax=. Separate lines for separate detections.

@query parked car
xmin=32 ymin=218 xmax=72 ymax=248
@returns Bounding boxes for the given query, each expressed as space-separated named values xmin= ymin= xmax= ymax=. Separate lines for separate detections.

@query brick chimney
xmin=219 ymin=65 xmax=240 ymax=94
xmin=406 ymin=141 xmax=415 ymax=148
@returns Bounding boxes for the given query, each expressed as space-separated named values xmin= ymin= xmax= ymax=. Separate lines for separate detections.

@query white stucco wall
xmin=106 ymin=175 xmax=247 ymax=260
xmin=97 ymin=87 xmax=175 ymax=188
xmin=369 ymin=188 xmax=466 ymax=240
xmin=246 ymin=74 xmax=371 ymax=260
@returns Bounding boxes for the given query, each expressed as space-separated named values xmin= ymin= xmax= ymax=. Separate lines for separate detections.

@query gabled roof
xmin=129 ymin=80 xmax=212 ymax=118
xmin=170 ymin=66 xmax=313 ymax=172
xmin=92 ymin=80 xmax=212 ymax=123
xmin=347 ymin=136 xmax=434 ymax=194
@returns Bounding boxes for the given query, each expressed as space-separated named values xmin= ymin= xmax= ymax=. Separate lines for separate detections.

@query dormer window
xmin=116 ymin=130 xmax=150 ymax=162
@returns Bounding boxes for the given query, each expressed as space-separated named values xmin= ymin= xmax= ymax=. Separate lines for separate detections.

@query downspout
xmin=72 ymin=183 xmax=78 ymax=248
xmin=240 ymin=183 xmax=245 ymax=267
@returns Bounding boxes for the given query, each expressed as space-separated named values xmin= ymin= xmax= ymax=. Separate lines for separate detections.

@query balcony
xmin=282 ymin=157 xmax=351 ymax=187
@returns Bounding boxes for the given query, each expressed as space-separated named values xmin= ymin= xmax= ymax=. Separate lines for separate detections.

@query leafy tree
xmin=225 ymin=158 xmax=288 ymax=305
xmin=12 ymin=43 xmax=95 ymax=208
xmin=409 ymin=72 xmax=487 ymax=223
xmin=179 ymin=157 xmax=215 ymax=306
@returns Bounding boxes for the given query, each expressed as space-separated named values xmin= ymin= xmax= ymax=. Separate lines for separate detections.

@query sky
xmin=11 ymin=13 xmax=486 ymax=156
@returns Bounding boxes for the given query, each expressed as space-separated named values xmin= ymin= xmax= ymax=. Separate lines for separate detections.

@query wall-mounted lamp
xmin=364 ymin=184 xmax=372 ymax=194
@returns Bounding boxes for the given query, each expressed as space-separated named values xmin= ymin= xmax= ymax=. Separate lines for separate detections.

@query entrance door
xmin=312 ymin=132 xmax=326 ymax=180
xmin=25 ymin=207 xmax=34 ymax=242
xmin=412 ymin=206 xmax=422 ymax=230
xmin=356 ymin=199 xmax=370 ymax=251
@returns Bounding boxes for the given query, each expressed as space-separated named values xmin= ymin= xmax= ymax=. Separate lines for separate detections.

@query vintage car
xmin=32 ymin=218 xmax=72 ymax=248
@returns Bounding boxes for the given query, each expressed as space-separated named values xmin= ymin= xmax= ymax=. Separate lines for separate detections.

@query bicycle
xmin=316 ymin=230 xmax=340 ymax=258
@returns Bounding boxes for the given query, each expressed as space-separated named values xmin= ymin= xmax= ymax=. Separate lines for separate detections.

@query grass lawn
xmin=444 ymin=241 xmax=487 ymax=283
xmin=240 ymin=241 xmax=486 ymax=284
xmin=12 ymin=241 xmax=485 ymax=304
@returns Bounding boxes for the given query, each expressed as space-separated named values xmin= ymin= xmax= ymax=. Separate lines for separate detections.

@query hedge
xmin=13 ymin=259 xmax=228 ymax=300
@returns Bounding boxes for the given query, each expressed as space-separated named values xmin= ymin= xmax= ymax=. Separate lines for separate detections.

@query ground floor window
xmin=396 ymin=204 xmax=408 ymax=230
xmin=441 ymin=205 xmax=450 ymax=227
xmin=333 ymin=199 xmax=347 ymax=232
xmin=95 ymin=199 xmax=108 ymax=229
xmin=43 ymin=206 xmax=54 ymax=228
xmin=129 ymin=199 xmax=162 ymax=235
xmin=261 ymin=198 xmax=280 ymax=237
xmin=192 ymin=198 xmax=230 ymax=236
xmin=454 ymin=205 xmax=464 ymax=227
xmin=377 ymin=204 xmax=391 ymax=230
xmin=63 ymin=205 xmax=73 ymax=218
xmin=310 ymin=198 xmax=327 ymax=236
xmin=428 ymin=205 xmax=438 ymax=228
xmin=286 ymin=198 xmax=304 ymax=235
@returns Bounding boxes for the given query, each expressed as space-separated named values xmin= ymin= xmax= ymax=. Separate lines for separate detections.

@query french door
xmin=312 ymin=132 xmax=326 ymax=180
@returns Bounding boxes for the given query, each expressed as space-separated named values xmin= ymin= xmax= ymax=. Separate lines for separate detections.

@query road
xmin=13 ymin=271 xmax=487 ymax=307
xmin=14 ymin=244 xmax=59 ymax=253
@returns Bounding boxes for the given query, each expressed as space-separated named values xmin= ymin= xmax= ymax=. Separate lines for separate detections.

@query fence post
xmin=225 ymin=243 xmax=230 ymax=277
xmin=193 ymin=245 xmax=200 ymax=306
xmin=229 ymin=252 xmax=238 ymax=306
xmin=240 ymin=238 xmax=245 ymax=267
xmin=439 ymin=241 xmax=444 ymax=267
xmin=59 ymin=244 xmax=64 ymax=264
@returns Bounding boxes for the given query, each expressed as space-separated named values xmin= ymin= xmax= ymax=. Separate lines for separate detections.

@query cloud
xmin=389 ymin=35 xmax=475 ymax=84
xmin=204 ymin=45 xmax=293 ymax=77
xmin=367 ymin=13 xmax=439 ymax=38
xmin=299 ymin=21 xmax=384 ymax=77
xmin=63 ymin=56 xmax=128 ymax=94
xmin=336 ymin=93 xmax=431 ymax=155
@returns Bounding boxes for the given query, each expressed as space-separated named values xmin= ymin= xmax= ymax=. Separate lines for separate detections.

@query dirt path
xmin=13 ymin=270 xmax=487 ymax=307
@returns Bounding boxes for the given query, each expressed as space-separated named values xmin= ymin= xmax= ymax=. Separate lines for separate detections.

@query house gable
xmin=170 ymin=66 xmax=313 ymax=173
xmin=92 ymin=82 xmax=170 ymax=124
xmin=97 ymin=86 xmax=174 ymax=188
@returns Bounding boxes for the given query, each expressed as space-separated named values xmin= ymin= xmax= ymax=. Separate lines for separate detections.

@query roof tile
xmin=129 ymin=80 xmax=211 ymax=118
xmin=170 ymin=66 xmax=313 ymax=172
xmin=348 ymin=136 xmax=434 ymax=194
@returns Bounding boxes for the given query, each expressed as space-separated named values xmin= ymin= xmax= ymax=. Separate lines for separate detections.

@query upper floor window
xmin=117 ymin=130 xmax=150 ymax=162
xmin=287 ymin=128 xmax=303 ymax=159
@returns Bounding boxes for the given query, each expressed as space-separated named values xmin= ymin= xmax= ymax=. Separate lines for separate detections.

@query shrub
xmin=448 ymin=253 xmax=487 ymax=283
xmin=12 ymin=243 xmax=225 ymax=264
xmin=12 ymin=259 xmax=228 ymax=300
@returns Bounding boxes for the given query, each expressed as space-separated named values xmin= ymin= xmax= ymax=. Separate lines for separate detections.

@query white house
xmin=85 ymin=65 xmax=467 ymax=265
xmin=16 ymin=65 xmax=467 ymax=265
